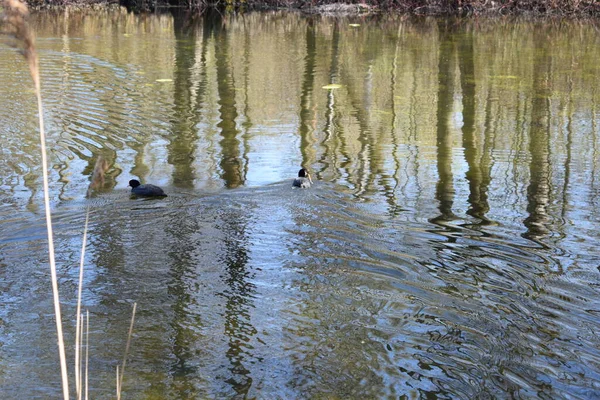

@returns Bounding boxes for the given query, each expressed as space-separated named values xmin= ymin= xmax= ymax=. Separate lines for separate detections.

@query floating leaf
xmin=155 ymin=79 xmax=173 ymax=83
xmin=322 ymin=84 xmax=342 ymax=90
xmin=349 ymin=23 xmax=360 ymax=27
xmin=123 ymin=33 xmax=132 ymax=37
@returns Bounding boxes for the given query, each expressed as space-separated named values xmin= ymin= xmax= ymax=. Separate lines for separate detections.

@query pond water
xmin=1 ymin=8 xmax=600 ymax=399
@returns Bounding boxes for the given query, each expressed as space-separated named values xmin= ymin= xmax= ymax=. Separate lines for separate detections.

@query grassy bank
xmin=23 ymin=0 xmax=600 ymax=16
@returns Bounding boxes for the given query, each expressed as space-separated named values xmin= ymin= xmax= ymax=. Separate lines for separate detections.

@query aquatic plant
xmin=0 ymin=1 xmax=69 ymax=397
xmin=1 ymin=2 xmax=136 ymax=398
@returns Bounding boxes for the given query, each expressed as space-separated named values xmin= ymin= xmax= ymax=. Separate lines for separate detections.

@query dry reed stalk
xmin=116 ymin=366 xmax=120 ymax=399
xmin=1 ymin=1 xmax=69 ymax=398
xmin=117 ymin=302 xmax=137 ymax=400
xmin=77 ymin=313 xmax=84 ymax=400
xmin=74 ymin=157 xmax=105 ymax=397
xmin=74 ymin=155 xmax=105 ymax=398
xmin=85 ymin=310 xmax=89 ymax=400
xmin=3 ymin=5 xmax=138 ymax=397
xmin=75 ymin=209 xmax=90 ymax=399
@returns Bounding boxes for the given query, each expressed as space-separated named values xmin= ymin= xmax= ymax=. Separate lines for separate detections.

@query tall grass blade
xmin=1 ymin=1 xmax=69 ymax=398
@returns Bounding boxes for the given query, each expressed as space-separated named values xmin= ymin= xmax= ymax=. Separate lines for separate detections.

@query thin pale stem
xmin=118 ymin=302 xmax=137 ymax=398
xmin=78 ymin=313 xmax=83 ymax=400
xmin=85 ymin=310 xmax=89 ymax=400
xmin=34 ymin=66 xmax=70 ymax=400
xmin=75 ymin=208 xmax=90 ymax=399
xmin=116 ymin=366 xmax=120 ymax=400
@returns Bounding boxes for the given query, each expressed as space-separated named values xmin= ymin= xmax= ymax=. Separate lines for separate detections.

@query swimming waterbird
xmin=129 ymin=179 xmax=167 ymax=197
xmin=293 ymin=168 xmax=313 ymax=188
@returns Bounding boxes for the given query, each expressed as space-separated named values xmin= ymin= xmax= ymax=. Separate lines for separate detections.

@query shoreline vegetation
xmin=22 ymin=0 xmax=600 ymax=16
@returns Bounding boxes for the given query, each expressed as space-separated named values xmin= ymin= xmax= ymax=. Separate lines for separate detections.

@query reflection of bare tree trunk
xmin=209 ymin=18 xmax=257 ymax=389
xmin=561 ymin=78 xmax=573 ymax=221
xmin=458 ymin=26 xmax=491 ymax=225
xmin=591 ymin=88 xmax=599 ymax=214
xmin=217 ymin=211 xmax=256 ymax=397
xmin=167 ymin=13 xmax=205 ymax=189
xmin=342 ymin=28 xmax=389 ymax=197
xmin=385 ymin=23 xmax=403 ymax=215
xmin=319 ymin=22 xmax=344 ymax=181
xmin=401 ymin=47 xmax=422 ymax=199
xmin=431 ymin=21 xmax=456 ymax=224
xmin=157 ymin=13 xmax=208 ymax=397
xmin=344 ymin=66 xmax=375 ymax=197
xmin=56 ymin=12 xmax=73 ymax=201
xmin=215 ymin=16 xmax=244 ymax=188
xmin=165 ymin=212 xmax=203 ymax=397
xmin=524 ymin=27 xmax=552 ymax=240
xmin=299 ymin=19 xmax=317 ymax=171
xmin=241 ymin=23 xmax=252 ymax=181
xmin=357 ymin=67 xmax=374 ymax=197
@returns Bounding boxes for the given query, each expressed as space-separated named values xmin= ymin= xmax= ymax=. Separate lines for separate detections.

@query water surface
xmin=1 ymin=10 xmax=600 ymax=399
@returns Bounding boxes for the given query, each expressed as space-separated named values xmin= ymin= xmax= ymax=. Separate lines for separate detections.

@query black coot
xmin=129 ymin=179 xmax=167 ymax=197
